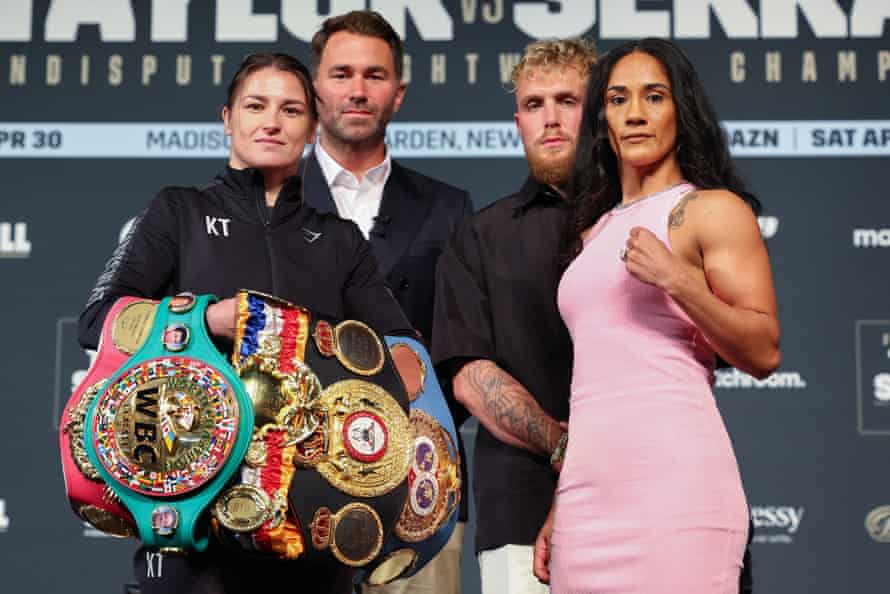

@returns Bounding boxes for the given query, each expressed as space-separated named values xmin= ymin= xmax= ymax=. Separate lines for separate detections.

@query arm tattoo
xmin=464 ymin=361 xmax=562 ymax=455
xmin=669 ymin=191 xmax=699 ymax=229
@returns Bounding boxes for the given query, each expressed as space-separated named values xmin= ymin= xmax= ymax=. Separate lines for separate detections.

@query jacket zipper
xmin=253 ymin=184 xmax=280 ymax=297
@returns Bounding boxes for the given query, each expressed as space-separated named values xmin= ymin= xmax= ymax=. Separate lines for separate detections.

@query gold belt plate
xmin=394 ymin=410 xmax=461 ymax=542
xmin=315 ymin=380 xmax=411 ymax=498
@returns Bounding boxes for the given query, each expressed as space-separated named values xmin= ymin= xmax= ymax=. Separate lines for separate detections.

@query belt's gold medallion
xmin=213 ymin=484 xmax=273 ymax=533
xmin=77 ymin=504 xmax=136 ymax=538
xmin=168 ymin=292 xmax=197 ymax=314
xmin=315 ymin=380 xmax=411 ymax=498
xmin=329 ymin=502 xmax=384 ymax=567
xmin=314 ymin=320 xmax=385 ymax=376
xmin=335 ymin=321 xmax=385 ymax=375
xmin=244 ymin=438 xmax=268 ymax=468
xmin=111 ymin=301 xmax=157 ymax=355
xmin=388 ymin=343 xmax=426 ymax=402
xmin=395 ymin=410 xmax=461 ymax=542
xmin=64 ymin=380 xmax=107 ymax=480
xmin=368 ymin=549 xmax=418 ymax=586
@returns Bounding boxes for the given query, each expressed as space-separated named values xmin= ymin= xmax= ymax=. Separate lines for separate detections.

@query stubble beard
xmin=322 ymin=102 xmax=394 ymax=150
xmin=526 ymin=144 xmax=575 ymax=189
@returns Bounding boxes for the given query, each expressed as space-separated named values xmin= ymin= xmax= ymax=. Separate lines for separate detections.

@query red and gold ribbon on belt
xmin=215 ymin=290 xmax=317 ymax=559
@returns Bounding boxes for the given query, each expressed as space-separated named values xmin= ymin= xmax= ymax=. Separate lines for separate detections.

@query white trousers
xmin=479 ymin=544 xmax=550 ymax=594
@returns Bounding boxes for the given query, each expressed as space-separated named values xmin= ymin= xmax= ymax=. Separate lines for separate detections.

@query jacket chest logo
xmin=205 ymin=216 xmax=231 ymax=237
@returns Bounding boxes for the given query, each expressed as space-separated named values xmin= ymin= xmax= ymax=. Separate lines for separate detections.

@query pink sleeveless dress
xmin=550 ymin=183 xmax=748 ymax=593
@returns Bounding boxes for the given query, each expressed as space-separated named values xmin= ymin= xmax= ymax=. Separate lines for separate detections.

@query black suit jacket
xmin=301 ymin=151 xmax=473 ymax=341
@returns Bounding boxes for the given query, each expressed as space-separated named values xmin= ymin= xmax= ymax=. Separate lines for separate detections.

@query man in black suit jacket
xmin=303 ymin=156 xmax=471 ymax=340
xmin=305 ymin=11 xmax=472 ymax=594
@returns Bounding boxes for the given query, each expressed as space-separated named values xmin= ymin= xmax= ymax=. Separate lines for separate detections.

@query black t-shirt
xmin=432 ymin=177 xmax=573 ymax=553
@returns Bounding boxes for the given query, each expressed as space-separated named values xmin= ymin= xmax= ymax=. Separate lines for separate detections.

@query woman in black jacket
xmin=79 ymin=52 xmax=412 ymax=594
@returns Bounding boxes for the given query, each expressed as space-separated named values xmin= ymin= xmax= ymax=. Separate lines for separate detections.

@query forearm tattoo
xmin=464 ymin=361 xmax=562 ymax=455
xmin=668 ymin=191 xmax=699 ymax=228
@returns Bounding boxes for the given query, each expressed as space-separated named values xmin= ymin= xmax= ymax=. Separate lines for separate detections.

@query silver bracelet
xmin=550 ymin=431 xmax=569 ymax=467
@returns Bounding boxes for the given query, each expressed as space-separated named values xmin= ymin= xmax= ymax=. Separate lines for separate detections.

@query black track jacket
xmin=78 ymin=166 xmax=412 ymax=349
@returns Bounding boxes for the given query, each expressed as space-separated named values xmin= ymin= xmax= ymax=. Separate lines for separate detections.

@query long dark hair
xmin=561 ymin=38 xmax=759 ymax=266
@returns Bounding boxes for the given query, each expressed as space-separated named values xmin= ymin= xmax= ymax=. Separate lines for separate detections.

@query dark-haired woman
xmin=532 ymin=39 xmax=780 ymax=593
xmin=79 ymin=52 xmax=410 ymax=594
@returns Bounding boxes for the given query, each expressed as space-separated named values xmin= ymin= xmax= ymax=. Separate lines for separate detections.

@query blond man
xmin=432 ymin=39 xmax=596 ymax=594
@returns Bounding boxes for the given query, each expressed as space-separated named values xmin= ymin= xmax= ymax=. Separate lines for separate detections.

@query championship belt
xmin=212 ymin=290 xmax=319 ymax=559
xmin=361 ymin=336 xmax=462 ymax=586
xmin=292 ymin=317 xmax=414 ymax=570
xmin=59 ymin=296 xmax=157 ymax=537
xmin=215 ymin=290 xmax=413 ymax=569
xmin=83 ymin=293 xmax=254 ymax=551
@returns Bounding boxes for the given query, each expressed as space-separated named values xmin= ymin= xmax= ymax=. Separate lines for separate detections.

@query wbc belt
xmin=360 ymin=336 xmax=462 ymax=586
xmin=84 ymin=294 xmax=254 ymax=551
xmin=60 ymin=296 xmax=157 ymax=537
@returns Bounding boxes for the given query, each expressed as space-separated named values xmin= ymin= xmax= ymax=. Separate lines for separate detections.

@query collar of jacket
xmin=217 ymin=166 xmax=304 ymax=205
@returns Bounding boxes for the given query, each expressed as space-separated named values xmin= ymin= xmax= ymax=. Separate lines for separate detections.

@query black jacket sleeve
xmin=341 ymin=223 xmax=414 ymax=337
xmin=78 ymin=190 xmax=179 ymax=349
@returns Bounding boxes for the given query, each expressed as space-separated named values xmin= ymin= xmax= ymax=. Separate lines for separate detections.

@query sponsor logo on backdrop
xmin=865 ymin=506 xmax=890 ymax=543
xmin=758 ymin=216 xmax=779 ymax=239
xmin=1 ymin=2 xmax=887 ymax=88
xmin=0 ymin=222 xmax=31 ymax=257
xmin=874 ymin=373 xmax=890 ymax=403
xmin=853 ymin=228 xmax=890 ymax=248
xmin=0 ymin=499 xmax=9 ymax=532
xmin=751 ymin=505 xmax=804 ymax=544
xmin=1 ymin=121 xmax=887 ymax=159
xmin=856 ymin=320 xmax=890 ymax=435
xmin=714 ymin=368 xmax=806 ymax=389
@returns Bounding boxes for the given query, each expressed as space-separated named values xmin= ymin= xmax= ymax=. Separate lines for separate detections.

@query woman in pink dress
xmin=533 ymin=39 xmax=780 ymax=593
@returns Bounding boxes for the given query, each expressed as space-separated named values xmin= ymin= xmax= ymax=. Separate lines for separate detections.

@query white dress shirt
xmin=314 ymin=139 xmax=392 ymax=239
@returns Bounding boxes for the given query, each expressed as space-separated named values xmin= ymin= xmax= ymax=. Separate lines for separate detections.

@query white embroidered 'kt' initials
xmin=146 ymin=551 xmax=164 ymax=578
xmin=205 ymin=216 xmax=231 ymax=237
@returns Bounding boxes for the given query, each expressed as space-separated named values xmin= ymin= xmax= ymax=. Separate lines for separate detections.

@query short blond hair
xmin=510 ymin=38 xmax=598 ymax=90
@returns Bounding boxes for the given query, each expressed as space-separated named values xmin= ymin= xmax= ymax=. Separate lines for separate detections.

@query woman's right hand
xmin=533 ymin=503 xmax=557 ymax=584
xmin=205 ymin=297 xmax=238 ymax=340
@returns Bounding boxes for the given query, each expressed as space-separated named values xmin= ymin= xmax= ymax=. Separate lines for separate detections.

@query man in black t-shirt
xmin=432 ymin=39 xmax=596 ymax=594
xmin=434 ymin=38 xmax=756 ymax=594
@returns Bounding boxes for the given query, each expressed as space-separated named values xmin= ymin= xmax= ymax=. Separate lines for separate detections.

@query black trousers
xmin=133 ymin=544 xmax=355 ymax=594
